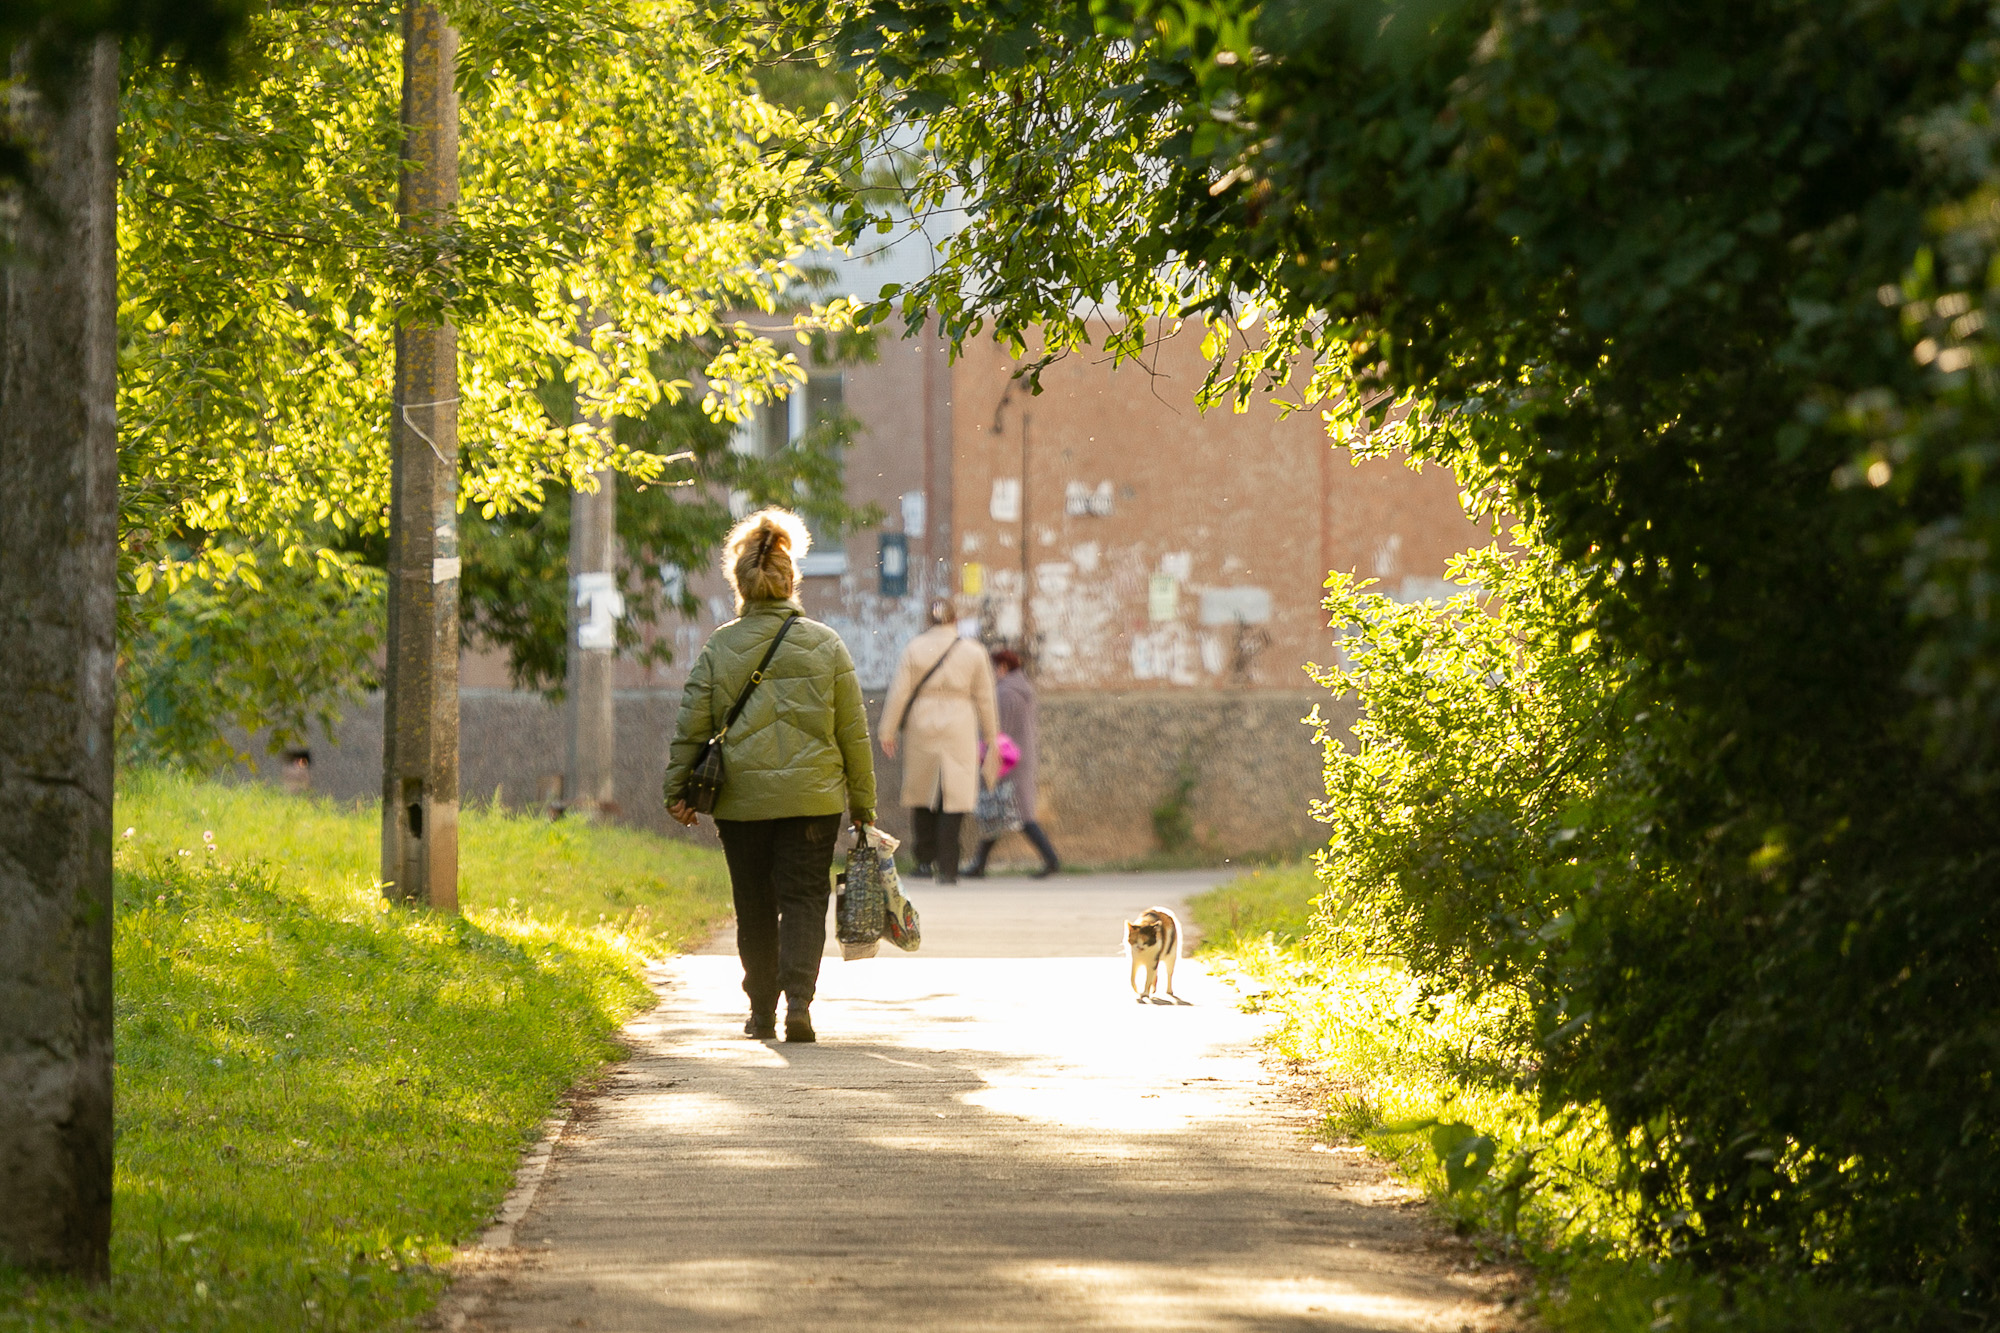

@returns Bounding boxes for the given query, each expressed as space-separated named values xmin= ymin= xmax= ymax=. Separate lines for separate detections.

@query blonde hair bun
xmin=723 ymin=507 xmax=811 ymax=608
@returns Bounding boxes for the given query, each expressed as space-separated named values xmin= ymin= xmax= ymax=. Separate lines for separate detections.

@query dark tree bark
xmin=380 ymin=3 xmax=461 ymax=911
xmin=0 ymin=37 xmax=120 ymax=1279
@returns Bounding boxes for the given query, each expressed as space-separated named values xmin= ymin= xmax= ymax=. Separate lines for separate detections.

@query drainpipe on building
xmin=1020 ymin=410 xmax=1034 ymax=668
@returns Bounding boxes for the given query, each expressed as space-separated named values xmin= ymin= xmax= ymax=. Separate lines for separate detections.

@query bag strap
xmin=895 ymin=637 xmax=961 ymax=737
xmin=716 ymin=612 xmax=800 ymax=741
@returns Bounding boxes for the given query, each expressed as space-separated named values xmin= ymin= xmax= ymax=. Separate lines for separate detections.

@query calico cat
xmin=1125 ymin=906 xmax=1181 ymax=1002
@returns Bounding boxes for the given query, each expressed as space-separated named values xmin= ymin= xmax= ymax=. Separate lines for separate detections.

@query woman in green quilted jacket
xmin=665 ymin=508 xmax=876 ymax=1043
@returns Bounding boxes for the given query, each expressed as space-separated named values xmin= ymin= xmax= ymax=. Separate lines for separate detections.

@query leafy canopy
xmin=119 ymin=0 xmax=848 ymax=596
xmin=115 ymin=0 xmax=873 ymax=760
xmin=771 ymin=0 xmax=2000 ymax=1307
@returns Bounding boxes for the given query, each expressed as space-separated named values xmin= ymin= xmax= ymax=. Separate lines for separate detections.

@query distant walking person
xmin=965 ymin=648 xmax=1061 ymax=879
xmin=665 ymin=509 xmax=875 ymax=1044
xmin=880 ymin=599 xmax=998 ymax=883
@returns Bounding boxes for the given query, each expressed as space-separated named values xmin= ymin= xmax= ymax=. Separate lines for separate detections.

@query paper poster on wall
xmin=961 ymin=561 xmax=985 ymax=596
xmin=989 ymin=477 xmax=1022 ymax=522
xmin=1198 ymin=585 xmax=1273 ymax=626
xmin=573 ymin=571 xmax=624 ymax=651
xmin=1148 ymin=573 xmax=1179 ymax=623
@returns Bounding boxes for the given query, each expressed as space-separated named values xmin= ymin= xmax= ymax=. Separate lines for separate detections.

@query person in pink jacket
xmin=964 ymin=648 xmax=1061 ymax=878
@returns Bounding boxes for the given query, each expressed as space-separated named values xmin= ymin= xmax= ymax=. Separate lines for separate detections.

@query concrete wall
xmin=1029 ymin=690 xmax=1339 ymax=867
xmin=269 ymin=686 xmax=1347 ymax=868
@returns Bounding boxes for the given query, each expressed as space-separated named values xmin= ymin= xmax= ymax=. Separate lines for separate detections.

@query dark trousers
xmin=968 ymin=821 xmax=1060 ymax=874
xmin=715 ymin=813 xmax=843 ymax=1015
xmin=909 ymin=804 xmax=963 ymax=883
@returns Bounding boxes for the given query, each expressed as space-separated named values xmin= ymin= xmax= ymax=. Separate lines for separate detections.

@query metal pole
xmin=565 ymin=466 xmax=619 ymax=818
xmin=380 ymin=2 xmax=461 ymax=910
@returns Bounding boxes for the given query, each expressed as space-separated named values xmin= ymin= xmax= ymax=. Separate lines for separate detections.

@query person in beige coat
xmin=879 ymin=600 xmax=999 ymax=882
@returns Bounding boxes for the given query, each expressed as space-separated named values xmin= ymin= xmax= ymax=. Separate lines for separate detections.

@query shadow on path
xmin=449 ymin=955 xmax=1504 ymax=1332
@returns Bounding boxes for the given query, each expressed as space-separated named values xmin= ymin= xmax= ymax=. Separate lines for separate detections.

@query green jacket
xmin=663 ymin=597 xmax=877 ymax=823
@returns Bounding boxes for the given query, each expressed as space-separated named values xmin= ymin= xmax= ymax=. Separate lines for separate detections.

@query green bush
xmin=1308 ymin=536 xmax=2000 ymax=1320
xmin=794 ymin=0 xmax=2000 ymax=1314
xmin=1194 ymin=869 xmax=1924 ymax=1333
xmin=1192 ymin=864 xmax=1635 ymax=1262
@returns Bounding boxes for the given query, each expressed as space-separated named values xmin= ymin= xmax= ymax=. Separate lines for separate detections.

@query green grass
xmin=0 ymin=772 xmax=732 ymax=1332
xmin=1184 ymin=861 xmax=1321 ymax=946
xmin=1188 ymin=864 xmax=1850 ymax=1333
xmin=117 ymin=771 xmax=732 ymax=948
xmin=1192 ymin=865 xmax=1628 ymax=1249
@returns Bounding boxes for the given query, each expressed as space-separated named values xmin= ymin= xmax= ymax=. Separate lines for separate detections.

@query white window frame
xmin=797 ymin=374 xmax=848 ymax=576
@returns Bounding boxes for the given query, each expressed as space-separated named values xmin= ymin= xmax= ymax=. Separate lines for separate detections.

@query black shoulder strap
xmin=895 ymin=637 xmax=960 ymax=736
xmin=719 ymin=613 xmax=800 ymax=738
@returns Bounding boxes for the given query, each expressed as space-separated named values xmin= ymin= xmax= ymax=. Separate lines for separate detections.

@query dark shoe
xmin=960 ymin=865 xmax=986 ymax=879
xmin=744 ymin=1010 xmax=777 ymax=1040
xmin=1031 ymin=862 xmax=1060 ymax=879
xmin=785 ymin=1010 xmax=816 ymax=1043
xmin=913 ymin=861 xmax=934 ymax=879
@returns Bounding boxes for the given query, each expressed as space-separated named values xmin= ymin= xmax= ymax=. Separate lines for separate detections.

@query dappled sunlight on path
xmin=443 ymin=882 xmax=1511 ymax=1331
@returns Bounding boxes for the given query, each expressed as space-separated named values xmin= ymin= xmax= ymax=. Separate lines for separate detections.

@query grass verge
xmin=1188 ymin=864 xmax=1885 ymax=1333
xmin=0 ymin=771 xmax=732 ymax=1332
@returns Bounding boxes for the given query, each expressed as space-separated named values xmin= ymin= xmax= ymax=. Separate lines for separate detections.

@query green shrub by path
xmin=1191 ymin=867 xmax=1909 ymax=1333
xmin=0 ymin=773 xmax=731 ymax=1332
xmin=1191 ymin=867 xmax=1630 ymax=1249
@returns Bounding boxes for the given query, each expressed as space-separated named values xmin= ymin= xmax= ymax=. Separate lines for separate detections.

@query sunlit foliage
xmin=111 ymin=0 xmax=871 ymax=760
xmin=775 ymin=0 xmax=2000 ymax=1313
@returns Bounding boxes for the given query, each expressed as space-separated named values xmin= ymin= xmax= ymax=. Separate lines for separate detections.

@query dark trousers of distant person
xmin=715 ymin=812 xmax=842 ymax=1017
xmin=909 ymin=799 xmax=963 ymax=884
xmin=965 ymin=821 xmax=1061 ymax=877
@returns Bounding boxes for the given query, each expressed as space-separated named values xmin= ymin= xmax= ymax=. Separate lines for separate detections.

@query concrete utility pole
xmin=566 ymin=466 xmax=621 ymax=817
xmin=0 ymin=37 xmax=119 ymax=1277
xmin=380 ymin=3 xmax=461 ymax=910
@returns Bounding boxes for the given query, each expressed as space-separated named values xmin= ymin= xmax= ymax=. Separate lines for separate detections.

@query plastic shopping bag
xmin=836 ymin=825 xmax=901 ymax=950
xmin=883 ymin=875 xmax=921 ymax=952
xmin=836 ymin=826 xmax=918 ymax=957
xmin=975 ymin=779 xmax=1025 ymax=842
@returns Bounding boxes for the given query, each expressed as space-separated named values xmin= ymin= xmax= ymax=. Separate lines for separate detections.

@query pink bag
xmin=992 ymin=732 xmax=1021 ymax=778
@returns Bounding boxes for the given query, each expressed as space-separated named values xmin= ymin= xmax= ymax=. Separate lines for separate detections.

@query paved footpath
xmin=444 ymin=872 xmax=1511 ymax=1332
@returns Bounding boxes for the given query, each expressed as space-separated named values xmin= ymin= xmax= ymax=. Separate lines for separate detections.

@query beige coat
xmin=881 ymin=625 xmax=999 ymax=813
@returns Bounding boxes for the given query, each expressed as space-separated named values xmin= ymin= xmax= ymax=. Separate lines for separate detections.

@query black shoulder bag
xmin=684 ymin=613 xmax=800 ymax=813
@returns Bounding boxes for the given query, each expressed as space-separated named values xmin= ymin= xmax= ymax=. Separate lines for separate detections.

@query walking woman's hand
xmin=879 ymin=733 xmax=898 ymax=760
xmin=668 ymin=800 xmax=699 ymax=827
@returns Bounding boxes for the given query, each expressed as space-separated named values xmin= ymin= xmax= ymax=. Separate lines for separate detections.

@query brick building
xmin=296 ymin=308 xmax=1490 ymax=866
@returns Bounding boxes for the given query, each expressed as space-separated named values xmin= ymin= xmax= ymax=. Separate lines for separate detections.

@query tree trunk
xmin=0 ymin=37 xmax=120 ymax=1278
xmin=380 ymin=3 xmax=461 ymax=910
